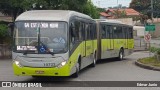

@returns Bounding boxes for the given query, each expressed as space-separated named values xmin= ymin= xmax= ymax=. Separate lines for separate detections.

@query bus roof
xmin=95 ymin=19 xmax=132 ymax=27
xmin=15 ymin=10 xmax=92 ymax=21
xmin=95 ymin=19 xmax=123 ymax=24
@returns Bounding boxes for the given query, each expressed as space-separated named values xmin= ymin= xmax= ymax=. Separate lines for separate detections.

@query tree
xmin=130 ymin=0 xmax=160 ymax=19
xmin=0 ymin=0 xmax=99 ymax=21
xmin=0 ymin=0 xmax=31 ymax=21
xmin=0 ymin=24 xmax=8 ymax=44
xmin=82 ymin=0 xmax=99 ymax=19
xmin=113 ymin=9 xmax=126 ymax=18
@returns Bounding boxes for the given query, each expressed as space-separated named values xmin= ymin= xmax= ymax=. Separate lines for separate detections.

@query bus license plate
xmin=35 ymin=70 xmax=44 ymax=74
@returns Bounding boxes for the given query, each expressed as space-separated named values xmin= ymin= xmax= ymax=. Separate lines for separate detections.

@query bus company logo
xmin=2 ymin=82 xmax=12 ymax=87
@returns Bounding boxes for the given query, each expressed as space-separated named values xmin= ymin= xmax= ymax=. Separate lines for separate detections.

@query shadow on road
xmin=97 ymin=57 xmax=128 ymax=64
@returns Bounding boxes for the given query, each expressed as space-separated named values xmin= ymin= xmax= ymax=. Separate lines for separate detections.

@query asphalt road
xmin=0 ymin=51 xmax=160 ymax=90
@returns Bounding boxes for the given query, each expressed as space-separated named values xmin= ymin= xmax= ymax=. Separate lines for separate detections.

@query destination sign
xmin=24 ymin=22 xmax=59 ymax=28
xmin=17 ymin=46 xmax=37 ymax=51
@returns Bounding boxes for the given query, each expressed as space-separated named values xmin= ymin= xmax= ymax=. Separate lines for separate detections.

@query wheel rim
xmin=76 ymin=63 xmax=79 ymax=73
xmin=120 ymin=51 xmax=123 ymax=59
xmin=93 ymin=53 xmax=96 ymax=65
xmin=93 ymin=58 xmax=96 ymax=65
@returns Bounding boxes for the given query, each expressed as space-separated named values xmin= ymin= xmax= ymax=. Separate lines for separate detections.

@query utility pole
xmin=151 ymin=0 xmax=153 ymax=24
xmin=98 ymin=1 xmax=100 ymax=8
xmin=117 ymin=0 xmax=118 ymax=8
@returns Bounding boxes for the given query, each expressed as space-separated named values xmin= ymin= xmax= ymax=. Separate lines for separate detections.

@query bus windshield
xmin=13 ymin=21 xmax=68 ymax=54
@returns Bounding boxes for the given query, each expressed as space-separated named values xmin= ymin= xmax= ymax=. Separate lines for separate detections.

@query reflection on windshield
xmin=13 ymin=21 xmax=68 ymax=54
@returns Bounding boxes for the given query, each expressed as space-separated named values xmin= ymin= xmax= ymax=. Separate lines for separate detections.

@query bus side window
xmin=85 ymin=24 xmax=89 ymax=40
xmin=90 ymin=23 xmax=95 ymax=40
xmin=128 ymin=27 xmax=133 ymax=39
xmin=70 ymin=23 xmax=75 ymax=40
xmin=117 ymin=26 xmax=123 ymax=38
xmin=87 ymin=23 xmax=92 ymax=40
xmin=74 ymin=21 xmax=81 ymax=41
xmin=69 ymin=21 xmax=82 ymax=50
xmin=81 ymin=22 xmax=85 ymax=40
xmin=70 ymin=22 xmax=76 ymax=50
xmin=94 ymin=23 xmax=97 ymax=39
xmin=101 ymin=24 xmax=106 ymax=39
xmin=113 ymin=26 xmax=117 ymax=39
xmin=106 ymin=25 xmax=110 ymax=39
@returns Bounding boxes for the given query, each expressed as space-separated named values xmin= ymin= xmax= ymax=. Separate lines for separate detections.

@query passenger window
xmin=101 ymin=24 xmax=106 ymax=39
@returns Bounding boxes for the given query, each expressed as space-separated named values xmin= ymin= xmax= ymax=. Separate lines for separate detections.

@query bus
xmin=96 ymin=19 xmax=134 ymax=60
xmin=12 ymin=10 xmax=97 ymax=77
xmin=12 ymin=10 xmax=134 ymax=78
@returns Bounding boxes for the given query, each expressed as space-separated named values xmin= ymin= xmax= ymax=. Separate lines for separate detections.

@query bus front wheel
xmin=72 ymin=62 xmax=80 ymax=78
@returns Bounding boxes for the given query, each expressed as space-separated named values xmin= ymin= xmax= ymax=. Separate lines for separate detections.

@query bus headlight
xmin=57 ymin=61 xmax=67 ymax=68
xmin=14 ymin=60 xmax=23 ymax=67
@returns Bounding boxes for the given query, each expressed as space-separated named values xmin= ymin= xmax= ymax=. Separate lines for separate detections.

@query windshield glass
xmin=13 ymin=21 xmax=68 ymax=54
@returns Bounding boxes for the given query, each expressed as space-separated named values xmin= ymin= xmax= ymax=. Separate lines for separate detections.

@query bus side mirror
xmin=8 ymin=23 xmax=14 ymax=37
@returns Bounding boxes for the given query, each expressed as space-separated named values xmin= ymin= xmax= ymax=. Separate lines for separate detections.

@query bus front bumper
xmin=12 ymin=63 xmax=70 ymax=76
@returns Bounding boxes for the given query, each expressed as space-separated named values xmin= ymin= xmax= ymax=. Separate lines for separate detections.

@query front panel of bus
xmin=12 ymin=21 xmax=71 ymax=76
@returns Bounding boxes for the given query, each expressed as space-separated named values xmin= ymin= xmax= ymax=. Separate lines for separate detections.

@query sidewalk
xmin=134 ymin=46 xmax=147 ymax=52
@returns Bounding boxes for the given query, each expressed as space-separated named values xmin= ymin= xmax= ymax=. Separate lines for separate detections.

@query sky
xmin=91 ymin=0 xmax=132 ymax=8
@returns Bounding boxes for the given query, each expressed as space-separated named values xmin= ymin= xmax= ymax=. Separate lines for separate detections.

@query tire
xmin=118 ymin=49 xmax=124 ymax=60
xmin=72 ymin=62 xmax=80 ymax=78
xmin=32 ymin=76 xmax=41 ymax=78
xmin=91 ymin=53 xmax=96 ymax=67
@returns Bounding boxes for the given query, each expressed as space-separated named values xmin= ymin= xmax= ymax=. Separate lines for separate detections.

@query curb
xmin=134 ymin=50 xmax=148 ymax=52
xmin=135 ymin=60 xmax=160 ymax=71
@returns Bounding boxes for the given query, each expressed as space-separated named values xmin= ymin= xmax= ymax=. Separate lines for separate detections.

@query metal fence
xmin=134 ymin=36 xmax=147 ymax=51
xmin=0 ymin=44 xmax=12 ymax=59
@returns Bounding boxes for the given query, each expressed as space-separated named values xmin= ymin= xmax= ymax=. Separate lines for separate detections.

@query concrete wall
xmin=115 ymin=18 xmax=133 ymax=26
xmin=0 ymin=13 xmax=12 ymax=22
xmin=133 ymin=26 xmax=147 ymax=36
xmin=152 ymin=23 xmax=160 ymax=38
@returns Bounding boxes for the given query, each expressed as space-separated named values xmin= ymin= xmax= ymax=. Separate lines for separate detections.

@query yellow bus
xmin=96 ymin=19 xmax=134 ymax=60
xmin=12 ymin=10 xmax=97 ymax=77
xmin=12 ymin=10 xmax=133 ymax=78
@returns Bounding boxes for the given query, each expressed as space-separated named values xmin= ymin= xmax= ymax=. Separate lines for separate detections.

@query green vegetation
xmin=0 ymin=21 xmax=11 ymax=44
xmin=130 ymin=0 xmax=160 ymax=23
xmin=149 ymin=47 xmax=160 ymax=55
xmin=112 ymin=9 xmax=127 ymax=18
xmin=130 ymin=0 xmax=160 ymax=18
xmin=138 ymin=56 xmax=160 ymax=67
xmin=144 ymin=47 xmax=160 ymax=67
xmin=0 ymin=0 xmax=100 ymax=21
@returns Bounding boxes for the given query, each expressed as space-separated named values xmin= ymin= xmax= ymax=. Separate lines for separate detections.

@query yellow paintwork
xmin=13 ymin=36 xmax=133 ymax=76
xmin=13 ymin=40 xmax=97 ymax=76
xmin=101 ymin=39 xmax=134 ymax=51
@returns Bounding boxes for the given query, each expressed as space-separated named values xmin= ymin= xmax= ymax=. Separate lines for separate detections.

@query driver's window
xmin=70 ymin=22 xmax=75 ymax=50
xmin=69 ymin=20 xmax=82 ymax=51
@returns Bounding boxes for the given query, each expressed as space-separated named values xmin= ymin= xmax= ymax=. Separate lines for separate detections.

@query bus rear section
xmin=96 ymin=20 xmax=134 ymax=60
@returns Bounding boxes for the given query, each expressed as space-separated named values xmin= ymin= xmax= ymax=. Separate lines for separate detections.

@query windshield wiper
xmin=37 ymin=25 xmax=54 ymax=56
xmin=23 ymin=24 xmax=54 ymax=56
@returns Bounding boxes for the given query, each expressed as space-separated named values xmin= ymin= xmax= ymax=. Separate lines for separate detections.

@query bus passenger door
xmin=124 ymin=28 xmax=128 ymax=49
xmin=108 ymin=26 xmax=114 ymax=50
xmin=81 ymin=23 xmax=86 ymax=57
xmin=90 ymin=24 xmax=94 ymax=54
xmin=85 ymin=24 xmax=92 ymax=56
xmin=128 ymin=27 xmax=133 ymax=49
